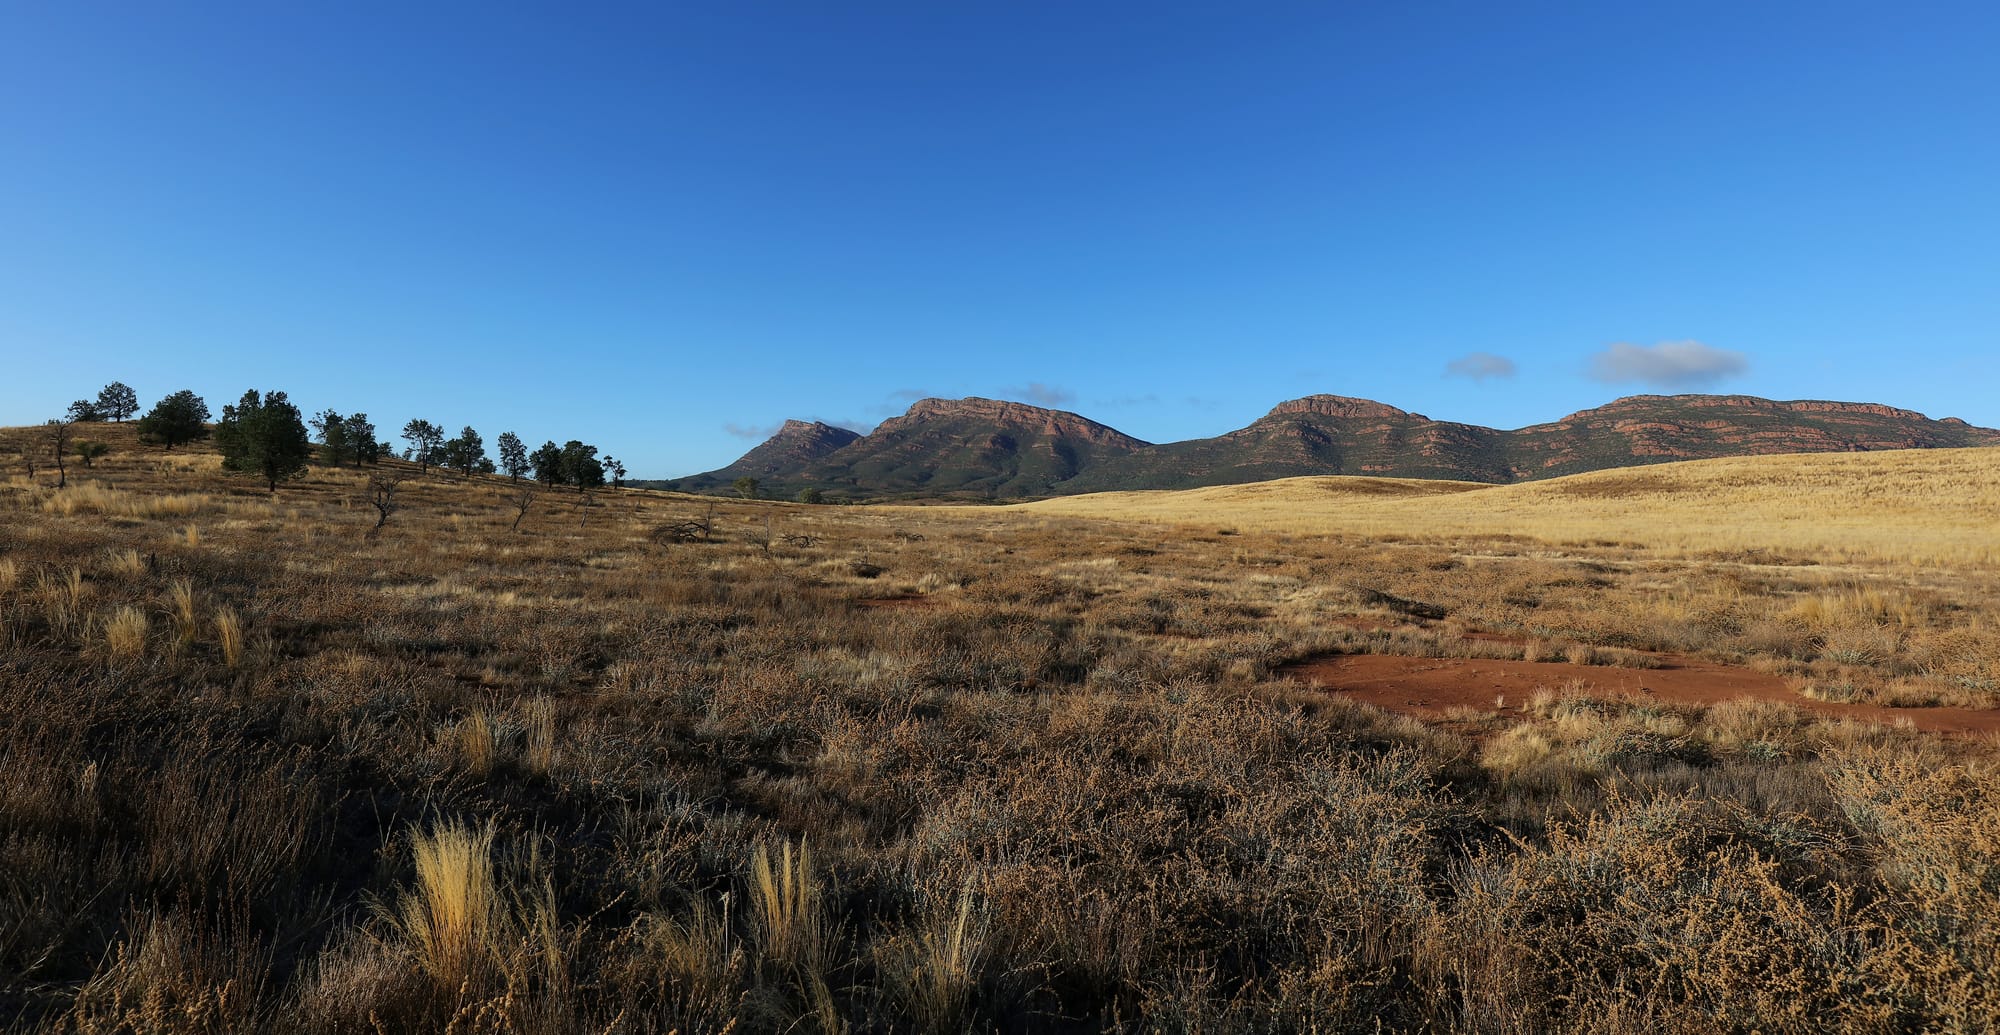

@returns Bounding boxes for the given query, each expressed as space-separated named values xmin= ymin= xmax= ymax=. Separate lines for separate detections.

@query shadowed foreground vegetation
xmin=2 ymin=424 xmax=1997 ymax=1033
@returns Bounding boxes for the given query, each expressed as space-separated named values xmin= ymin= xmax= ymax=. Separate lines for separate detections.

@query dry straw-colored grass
xmin=392 ymin=820 xmax=501 ymax=993
xmin=3 ymin=421 xmax=1998 ymax=1032
xmin=1022 ymin=446 xmax=2000 ymax=566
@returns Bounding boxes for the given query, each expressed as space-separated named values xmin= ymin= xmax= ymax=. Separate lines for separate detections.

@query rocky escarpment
xmin=672 ymin=393 xmax=2000 ymax=499
xmin=674 ymin=398 xmax=1150 ymax=500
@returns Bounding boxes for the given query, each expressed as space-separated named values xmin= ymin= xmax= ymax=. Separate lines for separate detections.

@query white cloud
xmin=723 ymin=421 xmax=782 ymax=440
xmin=1445 ymin=352 xmax=1518 ymax=381
xmin=1007 ymin=382 xmax=1075 ymax=407
xmin=1588 ymin=340 xmax=1748 ymax=388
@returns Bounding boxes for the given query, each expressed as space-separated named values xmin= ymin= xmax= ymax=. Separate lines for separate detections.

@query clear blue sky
xmin=4 ymin=2 xmax=1997 ymax=478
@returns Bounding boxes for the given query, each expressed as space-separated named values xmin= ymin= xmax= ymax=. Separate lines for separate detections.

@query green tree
xmin=796 ymin=486 xmax=824 ymax=504
xmin=95 ymin=382 xmax=139 ymax=422
xmin=733 ymin=476 xmax=760 ymax=500
xmin=75 ymin=441 xmax=110 ymax=468
xmin=603 ymin=455 xmax=627 ymax=489
xmin=345 ymin=414 xmax=381 ymax=464
xmin=401 ymin=419 xmax=444 ymax=473
xmin=560 ymin=440 xmax=604 ymax=493
xmin=442 ymin=426 xmax=487 ymax=479
xmin=136 ymin=390 xmax=211 ymax=450
xmin=530 ymin=441 xmax=564 ymax=489
xmin=66 ymin=399 xmax=103 ymax=422
xmin=217 ymin=389 xmax=312 ymax=491
xmin=496 ymin=431 xmax=528 ymax=481
xmin=311 ymin=409 xmax=352 ymax=466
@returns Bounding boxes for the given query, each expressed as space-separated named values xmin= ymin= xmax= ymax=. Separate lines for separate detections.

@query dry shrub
xmin=1829 ymin=749 xmax=2000 ymax=1028
xmin=0 ymin=557 xmax=17 ymax=594
xmin=55 ymin=910 xmax=269 ymax=1035
xmin=1424 ymin=790 xmax=1879 ymax=1033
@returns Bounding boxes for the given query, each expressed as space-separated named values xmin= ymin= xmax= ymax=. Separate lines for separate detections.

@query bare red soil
xmin=1280 ymin=650 xmax=2000 ymax=736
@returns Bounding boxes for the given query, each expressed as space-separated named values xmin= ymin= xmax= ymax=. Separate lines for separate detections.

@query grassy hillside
xmin=1026 ymin=446 xmax=2000 ymax=566
xmin=2 ymin=423 xmax=1998 ymax=1032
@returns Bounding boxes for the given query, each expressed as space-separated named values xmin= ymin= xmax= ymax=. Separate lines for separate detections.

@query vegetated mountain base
xmin=661 ymin=392 xmax=2000 ymax=500
xmin=3 ymin=421 xmax=1999 ymax=1033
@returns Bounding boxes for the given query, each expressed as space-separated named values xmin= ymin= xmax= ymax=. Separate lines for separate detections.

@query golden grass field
xmin=1 ymin=422 xmax=1997 ymax=1033
xmin=1021 ymin=448 xmax=2000 ymax=567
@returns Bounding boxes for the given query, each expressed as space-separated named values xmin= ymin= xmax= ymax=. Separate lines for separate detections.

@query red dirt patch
xmin=1279 ymin=651 xmax=2000 ymax=736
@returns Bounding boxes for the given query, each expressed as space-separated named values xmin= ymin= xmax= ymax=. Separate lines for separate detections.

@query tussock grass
xmin=98 ymin=605 xmax=149 ymax=660
xmin=212 ymin=606 xmax=243 ymax=668
xmin=392 ymin=820 xmax=501 ymax=993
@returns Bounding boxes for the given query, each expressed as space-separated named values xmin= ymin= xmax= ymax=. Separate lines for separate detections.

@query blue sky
xmin=4 ymin=2 xmax=1997 ymax=477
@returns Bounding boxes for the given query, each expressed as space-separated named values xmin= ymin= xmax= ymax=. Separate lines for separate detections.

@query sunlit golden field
xmin=2 ymin=423 xmax=1998 ymax=1033
xmin=1021 ymin=447 xmax=2000 ymax=567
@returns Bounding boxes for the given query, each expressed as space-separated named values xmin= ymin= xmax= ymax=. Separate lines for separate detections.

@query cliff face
xmin=675 ymin=393 xmax=2000 ymax=499
xmin=1507 ymin=396 xmax=2000 ymax=479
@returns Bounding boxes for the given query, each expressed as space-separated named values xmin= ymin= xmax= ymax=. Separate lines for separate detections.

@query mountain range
xmin=647 ymin=393 xmax=2000 ymax=500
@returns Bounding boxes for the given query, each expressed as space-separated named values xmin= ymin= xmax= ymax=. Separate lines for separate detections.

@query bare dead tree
xmin=43 ymin=417 xmax=74 ymax=489
xmin=366 ymin=472 xmax=403 ymax=532
xmin=509 ymin=484 xmax=535 ymax=532
xmin=780 ymin=533 xmax=822 ymax=548
xmin=894 ymin=530 xmax=926 ymax=543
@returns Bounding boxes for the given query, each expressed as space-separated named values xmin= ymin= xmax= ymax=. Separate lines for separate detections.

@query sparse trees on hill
xmin=217 ymin=389 xmax=312 ymax=491
xmin=136 ymin=390 xmax=211 ymax=450
xmin=560 ymin=441 xmax=604 ymax=493
xmin=95 ymin=382 xmax=139 ymax=422
xmin=497 ymin=432 xmax=528 ymax=482
xmin=401 ymin=419 xmax=445 ymax=474
xmin=66 ymin=400 xmax=103 ymax=423
xmin=734 ymin=476 xmax=760 ymax=500
xmin=311 ymin=409 xmax=354 ymax=467
xmin=345 ymin=414 xmax=380 ymax=464
xmin=530 ymin=441 xmax=563 ymax=489
xmin=604 ymin=455 xmax=626 ymax=489
xmin=442 ymin=426 xmax=489 ymax=479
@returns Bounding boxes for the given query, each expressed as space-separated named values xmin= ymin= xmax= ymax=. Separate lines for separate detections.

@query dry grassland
xmin=1022 ymin=447 xmax=2000 ymax=567
xmin=1 ymin=423 xmax=1997 ymax=1033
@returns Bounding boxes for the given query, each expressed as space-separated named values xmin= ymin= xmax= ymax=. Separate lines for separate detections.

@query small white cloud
xmin=1445 ymin=352 xmax=1518 ymax=381
xmin=723 ymin=422 xmax=782 ymax=440
xmin=1007 ymin=382 xmax=1076 ymax=407
xmin=1588 ymin=340 xmax=1748 ymax=388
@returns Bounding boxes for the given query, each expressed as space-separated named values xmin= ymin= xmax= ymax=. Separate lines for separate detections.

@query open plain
xmin=2 ymin=423 xmax=1998 ymax=1033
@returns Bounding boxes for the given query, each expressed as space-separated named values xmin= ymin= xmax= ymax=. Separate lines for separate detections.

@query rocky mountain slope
xmin=672 ymin=420 xmax=861 ymax=492
xmin=659 ymin=398 xmax=1150 ymax=499
xmin=666 ymin=393 xmax=2000 ymax=499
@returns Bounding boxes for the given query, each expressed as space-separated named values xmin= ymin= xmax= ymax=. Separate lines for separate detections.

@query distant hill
xmin=649 ymin=398 xmax=1149 ymax=499
xmin=662 ymin=393 xmax=2000 ymax=500
xmin=666 ymin=420 xmax=862 ymax=494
